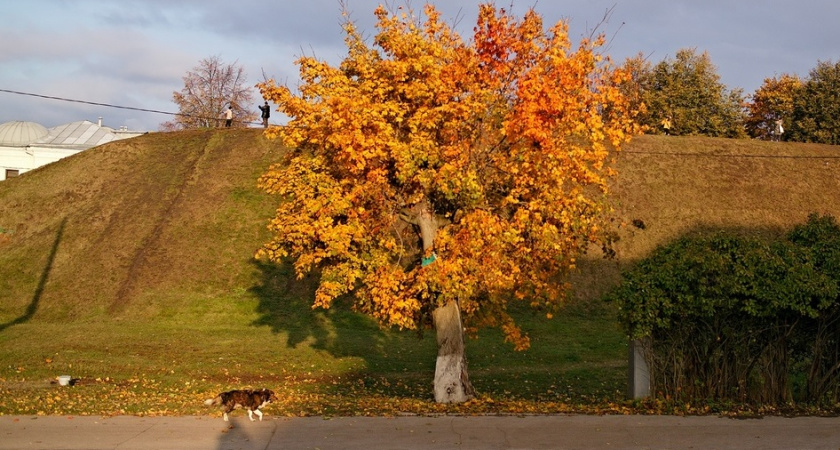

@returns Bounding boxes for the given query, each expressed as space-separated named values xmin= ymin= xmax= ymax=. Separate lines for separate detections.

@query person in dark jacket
xmin=259 ymin=101 xmax=270 ymax=128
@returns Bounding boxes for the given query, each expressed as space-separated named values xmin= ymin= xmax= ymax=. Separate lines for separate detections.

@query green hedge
xmin=609 ymin=214 xmax=840 ymax=404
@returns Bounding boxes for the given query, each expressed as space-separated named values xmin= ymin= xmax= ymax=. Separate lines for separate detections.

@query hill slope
xmin=613 ymin=135 xmax=840 ymax=255
xmin=2 ymin=130 xmax=840 ymax=415
xmin=573 ymin=135 xmax=840 ymax=300
xmin=2 ymin=131 xmax=839 ymax=321
xmin=0 ymin=128 xmax=284 ymax=320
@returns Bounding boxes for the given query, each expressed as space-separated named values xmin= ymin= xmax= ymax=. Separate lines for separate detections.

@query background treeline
xmin=609 ymin=214 xmax=840 ymax=405
xmin=621 ymin=49 xmax=840 ymax=144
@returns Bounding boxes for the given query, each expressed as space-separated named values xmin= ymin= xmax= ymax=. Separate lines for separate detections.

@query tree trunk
xmin=413 ymin=200 xmax=437 ymax=253
xmin=432 ymin=300 xmax=475 ymax=403
xmin=410 ymin=199 xmax=475 ymax=403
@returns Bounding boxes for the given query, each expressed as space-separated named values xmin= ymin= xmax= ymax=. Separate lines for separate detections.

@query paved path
xmin=1 ymin=414 xmax=839 ymax=449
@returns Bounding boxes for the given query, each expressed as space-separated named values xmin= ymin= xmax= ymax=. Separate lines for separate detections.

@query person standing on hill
xmin=773 ymin=119 xmax=784 ymax=141
xmin=224 ymin=105 xmax=233 ymax=127
xmin=661 ymin=115 xmax=673 ymax=135
xmin=259 ymin=101 xmax=271 ymax=128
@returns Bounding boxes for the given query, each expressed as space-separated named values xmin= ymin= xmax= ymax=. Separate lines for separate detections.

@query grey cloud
xmin=3 ymin=0 xmax=840 ymax=131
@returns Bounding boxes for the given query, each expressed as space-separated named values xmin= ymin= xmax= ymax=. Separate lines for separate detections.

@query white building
xmin=0 ymin=119 xmax=145 ymax=181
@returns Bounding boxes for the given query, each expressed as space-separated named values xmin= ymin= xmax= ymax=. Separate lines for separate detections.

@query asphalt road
xmin=1 ymin=414 xmax=839 ymax=449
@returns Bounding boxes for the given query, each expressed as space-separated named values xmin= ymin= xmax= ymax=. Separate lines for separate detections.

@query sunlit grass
xmin=5 ymin=131 xmax=840 ymax=417
xmin=0 ymin=288 xmax=630 ymax=417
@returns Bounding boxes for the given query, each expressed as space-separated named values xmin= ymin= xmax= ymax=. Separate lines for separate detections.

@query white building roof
xmin=0 ymin=120 xmax=143 ymax=150
xmin=0 ymin=119 xmax=146 ymax=181
xmin=38 ymin=120 xmax=118 ymax=148
xmin=0 ymin=121 xmax=49 ymax=146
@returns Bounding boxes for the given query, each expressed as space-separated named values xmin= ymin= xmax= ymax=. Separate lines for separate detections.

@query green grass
xmin=3 ymin=130 xmax=840 ymax=417
xmin=0 ymin=286 xmax=626 ymax=416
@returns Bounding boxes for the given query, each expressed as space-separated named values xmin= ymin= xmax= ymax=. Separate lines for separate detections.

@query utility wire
xmin=3 ymin=88 xmax=839 ymax=160
xmin=0 ymin=88 xmax=266 ymax=127
xmin=622 ymin=150 xmax=840 ymax=160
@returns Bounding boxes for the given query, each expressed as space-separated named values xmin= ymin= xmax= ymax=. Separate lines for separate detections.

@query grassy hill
xmin=0 ymin=129 xmax=281 ymax=316
xmin=1 ymin=130 xmax=838 ymax=416
xmin=573 ymin=135 xmax=840 ymax=300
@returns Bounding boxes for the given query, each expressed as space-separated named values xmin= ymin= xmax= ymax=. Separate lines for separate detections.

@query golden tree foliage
xmin=745 ymin=74 xmax=801 ymax=140
xmin=257 ymin=4 xmax=640 ymax=350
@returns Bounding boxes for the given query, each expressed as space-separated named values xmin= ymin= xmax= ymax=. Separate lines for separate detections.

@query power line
xmin=1 ymin=88 xmax=178 ymax=116
xmin=622 ymin=150 xmax=840 ymax=160
xmin=3 ymin=88 xmax=838 ymax=160
xmin=0 ymin=88 xmax=265 ymax=127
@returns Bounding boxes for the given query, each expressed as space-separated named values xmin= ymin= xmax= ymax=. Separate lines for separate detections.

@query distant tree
xmin=256 ymin=4 xmax=640 ymax=403
xmin=788 ymin=60 xmax=840 ymax=145
xmin=632 ymin=49 xmax=746 ymax=138
xmin=617 ymin=53 xmax=651 ymax=131
xmin=745 ymin=74 xmax=801 ymax=140
xmin=161 ymin=56 xmax=256 ymax=130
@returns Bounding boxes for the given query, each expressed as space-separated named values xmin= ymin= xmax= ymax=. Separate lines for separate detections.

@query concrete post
xmin=627 ymin=339 xmax=651 ymax=399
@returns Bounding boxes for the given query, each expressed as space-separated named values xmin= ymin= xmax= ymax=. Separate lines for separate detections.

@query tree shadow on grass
xmin=244 ymin=221 xmax=815 ymax=404
xmin=247 ymin=258 xmax=439 ymax=396
xmin=248 ymin=259 xmax=391 ymax=357
xmin=0 ymin=218 xmax=66 ymax=332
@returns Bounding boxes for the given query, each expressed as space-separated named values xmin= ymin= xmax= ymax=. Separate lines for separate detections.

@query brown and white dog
xmin=204 ymin=388 xmax=277 ymax=422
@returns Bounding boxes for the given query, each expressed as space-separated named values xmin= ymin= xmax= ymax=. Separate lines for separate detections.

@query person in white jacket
xmin=224 ymin=105 xmax=233 ymax=127
xmin=773 ymin=118 xmax=784 ymax=141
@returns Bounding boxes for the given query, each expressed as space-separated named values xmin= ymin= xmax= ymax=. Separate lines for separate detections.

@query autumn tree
xmin=744 ymin=74 xmax=801 ymax=140
xmin=256 ymin=4 xmax=640 ymax=403
xmin=616 ymin=53 xmax=651 ymax=130
xmin=631 ymin=49 xmax=745 ymax=137
xmin=788 ymin=60 xmax=840 ymax=144
xmin=161 ymin=55 xmax=256 ymax=130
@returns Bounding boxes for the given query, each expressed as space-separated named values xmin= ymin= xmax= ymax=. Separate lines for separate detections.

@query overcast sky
xmin=1 ymin=0 xmax=838 ymax=131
